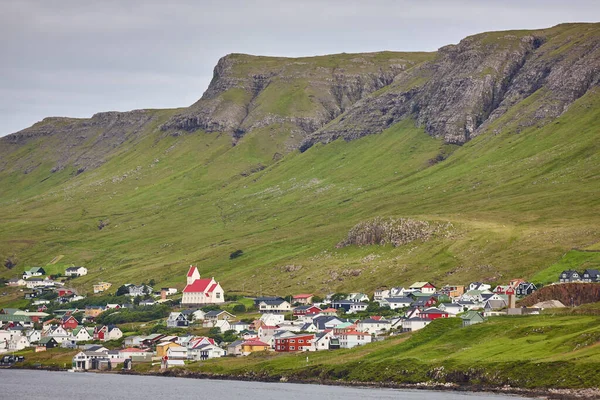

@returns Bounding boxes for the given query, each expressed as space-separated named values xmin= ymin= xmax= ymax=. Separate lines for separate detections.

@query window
xmin=290 ymin=339 xmax=295 ymax=343
xmin=290 ymin=346 xmax=295 ymax=350
xmin=216 ymin=293 xmax=221 ymax=299
xmin=299 ymin=340 xmax=304 ymax=343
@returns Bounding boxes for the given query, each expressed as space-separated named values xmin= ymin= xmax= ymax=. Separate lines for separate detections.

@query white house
xmin=7 ymin=278 xmax=26 ymax=287
xmin=26 ymin=330 xmax=41 ymax=344
xmin=167 ymin=312 xmax=189 ymax=328
xmin=72 ymin=327 xmax=94 ymax=342
xmin=260 ymin=313 xmax=285 ymax=326
xmin=72 ymin=351 xmax=109 ymax=371
xmin=188 ymin=343 xmax=226 ymax=361
xmin=181 ymin=266 xmax=225 ymax=305
xmin=258 ymin=299 xmax=291 ymax=314
xmin=438 ymin=303 xmax=464 ymax=315
xmin=380 ymin=297 xmax=413 ymax=310
xmin=191 ymin=309 xmax=206 ymax=322
xmin=373 ymin=289 xmax=390 ymax=302
xmin=409 ymin=282 xmax=436 ymax=294
xmin=356 ymin=318 xmax=392 ymax=335
xmin=468 ymin=282 xmax=491 ymax=291
xmin=65 ymin=266 xmax=88 ymax=277
xmin=402 ymin=317 xmax=431 ymax=332
xmin=313 ymin=330 xmax=336 ymax=351
xmin=347 ymin=293 xmax=370 ymax=303
xmin=338 ymin=331 xmax=372 ymax=349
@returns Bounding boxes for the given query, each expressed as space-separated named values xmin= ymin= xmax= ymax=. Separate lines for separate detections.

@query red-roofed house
xmin=181 ymin=265 xmax=225 ymax=305
xmin=292 ymin=294 xmax=314 ymax=305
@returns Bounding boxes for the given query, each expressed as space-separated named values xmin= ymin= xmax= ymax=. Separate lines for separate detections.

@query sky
xmin=1 ymin=0 xmax=599 ymax=137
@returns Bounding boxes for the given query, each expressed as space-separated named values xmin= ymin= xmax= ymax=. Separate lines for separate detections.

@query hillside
xmin=0 ymin=23 xmax=599 ymax=300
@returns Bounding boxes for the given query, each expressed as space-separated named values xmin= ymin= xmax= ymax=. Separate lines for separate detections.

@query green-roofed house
xmin=0 ymin=308 xmax=20 ymax=315
xmin=23 ymin=267 xmax=46 ymax=279
xmin=461 ymin=311 xmax=486 ymax=327
xmin=38 ymin=337 xmax=58 ymax=349
xmin=0 ymin=314 xmax=33 ymax=328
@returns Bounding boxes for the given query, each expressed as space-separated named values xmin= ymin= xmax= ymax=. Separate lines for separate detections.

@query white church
xmin=181 ymin=265 xmax=225 ymax=305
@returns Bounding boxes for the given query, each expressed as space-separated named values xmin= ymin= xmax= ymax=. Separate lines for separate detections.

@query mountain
xmin=0 ymin=23 xmax=599 ymax=299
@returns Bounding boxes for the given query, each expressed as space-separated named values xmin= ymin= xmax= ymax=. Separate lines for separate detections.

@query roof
xmin=183 ymin=278 xmax=213 ymax=293
xmin=410 ymin=282 xmax=434 ymax=288
xmin=461 ymin=311 xmax=485 ymax=320
xmin=293 ymin=294 xmax=313 ymax=299
xmin=385 ymin=297 xmax=413 ymax=303
xmin=187 ymin=265 xmax=197 ymax=277
xmin=242 ymin=340 xmax=269 ymax=347
xmin=260 ymin=299 xmax=288 ymax=306
xmin=120 ymin=348 xmax=147 ymax=353
xmin=360 ymin=318 xmax=389 ymax=324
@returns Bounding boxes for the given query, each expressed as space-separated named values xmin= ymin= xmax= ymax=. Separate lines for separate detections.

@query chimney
xmin=508 ymin=293 xmax=516 ymax=309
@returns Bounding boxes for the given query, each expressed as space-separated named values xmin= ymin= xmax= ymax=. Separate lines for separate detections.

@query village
xmin=1 ymin=264 xmax=597 ymax=371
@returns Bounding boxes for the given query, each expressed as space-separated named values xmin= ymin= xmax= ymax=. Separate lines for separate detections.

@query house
xmin=125 ymin=284 xmax=153 ymax=297
xmin=409 ymin=282 xmax=436 ymax=294
xmin=253 ymin=296 xmax=285 ymax=307
xmin=292 ymin=294 xmax=314 ymax=305
xmin=93 ymin=282 xmax=112 ymax=293
xmin=259 ymin=313 xmax=285 ymax=326
xmin=156 ymin=341 xmax=181 ymax=357
xmin=22 ymin=267 xmax=45 ymax=280
xmin=257 ymin=325 xmax=279 ymax=345
xmin=331 ymin=300 xmax=367 ymax=314
xmin=438 ymin=303 xmax=463 ymax=315
xmin=347 ymin=293 xmax=370 ymax=303
xmin=312 ymin=316 xmax=345 ymax=331
xmin=258 ymin=299 xmax=291 ymax=314
xmin=338 ymin=331 xmax=372 ymax=349
xmin=203 ymin=310 xmax=235 ymax=328
xmin=582 ymin=269 xmax=600 ymax=283
xmin=494 ymin=285 xmax=511 ymax=295
xmin=166 ymin=344 xmax=188 ymax=361
xmin=65 ymin=266 xmax=88 ymax=277
xmin=241 ymin=340 xmax=270 ymax=355
xmin=26 ymin=330 xmax=41 ymax=344
xmin=72 ymin=327 xmax=94 ymax=342
xmin=319 ymin=307 xmax=338 ymax=316
xmin=402 ymin=317 xmax=431 ymax=332
xmin=60 ymin=315 xmax=79 ymax=330
xmin=380 ymin=297 xmax=413 ymax=310
xmin=293 ymin=305 xmax=322 ymax=317
xmin=105 ymin=303 xmax=121 ymax=310
xmin=84 ymin=306 xmax=104 ymax=318
xmin=119 ymin=348 xmax=153 ymax=362
xmin=313 ymin=330 xmax=337 ymax=351
xmin=188 ymin=343 xmax=226 ymax=361
xmin=419 ymin=307 xmax=450 ymax=320
xmin=190 ymin=309 xmax=206 ymax=322
xmin=275 ymin=333 xmax=315 ymax=352
xmin=181 ymin=265 xmax=225 ymax=305
xmin=356 ymin=318 xmax=391 ymax=335
xmin=559 ymin=270 xmax=582 ymax=283
xmin=411 ymin=296 xmax=437 ymax=309
xmin=468 ymin=282 xmax=491 ymax=291
xmin=7 ymin=278 xmax=26 ymax=287
xmin=461 ymin=311 xmax=485 ymax=327
xmin=227 ymin=340 xmax=245 ymax=356
xmin=373 ymin=288 xmax=391 ymax=302
xmin=439 ymin=285 xmax=464 ymax=298
xmin=38 ymin=337 xmax=58 ymax=349
xmin=167 ymin=312 xmax=189 ymax=328
xmin=230 ymin=321 xmax=251 ymax=333
xmin=515 ymin=282 xmax=537 ymax=297
xmin=484 ymin=298 xmax=508 ymax=313
xmin=95 ymin=325 xmax=123 ymax=342
xmin=72 ymin=351 xmax=110 ymax=370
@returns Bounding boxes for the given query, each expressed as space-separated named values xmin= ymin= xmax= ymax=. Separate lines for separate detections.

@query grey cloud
xmin=1 ymin=0 xmax=599 ymax=136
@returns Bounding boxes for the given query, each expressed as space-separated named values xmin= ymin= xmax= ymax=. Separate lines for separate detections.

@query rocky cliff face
xmin=301 ymin=23 xmax=600 ymax=149
xmin=160 ymin=52 xmax=433 ymax=143
xmin=0 ymin=110 xmax=160 ymax=174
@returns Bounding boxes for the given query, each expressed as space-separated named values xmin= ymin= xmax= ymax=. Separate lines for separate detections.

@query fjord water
xmin=0 ymin=370 xmax=528 ymax=399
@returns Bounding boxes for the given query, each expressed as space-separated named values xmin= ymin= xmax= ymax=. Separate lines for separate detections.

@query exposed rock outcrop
xmin=302 ymin=23 xmax=600 ymax=150
xmin=160 ymin=52 xmax=430 ymax=142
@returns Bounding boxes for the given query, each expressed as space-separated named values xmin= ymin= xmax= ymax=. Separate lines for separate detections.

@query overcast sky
xmin=1 ymin=0 xmax=599 ymax=137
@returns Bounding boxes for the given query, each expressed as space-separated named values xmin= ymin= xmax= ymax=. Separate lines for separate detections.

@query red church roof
xmin=207 ymin=283 xmax=218 ymax=293
xmin=183 ymin=278 xmax=213 ymax=293
xmin=187 ymin=266 xmax=197 ymax=277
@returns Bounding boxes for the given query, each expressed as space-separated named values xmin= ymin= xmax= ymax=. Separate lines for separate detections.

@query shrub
xmin=229 ymin=250 xmax=244 ymax=259
xmin=232 ymin=304 xmax=246 ymax=313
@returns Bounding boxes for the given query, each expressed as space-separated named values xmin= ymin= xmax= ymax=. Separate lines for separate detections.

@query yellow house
xmin=93 ymin=282 xmax=112 ymax=293
xmin=84 ymin=306 xmax=104 ymax=318
xmin=241 ymin=340 xmax=270 ymax=355
xmin=156 ymin=341 xmax=183 ymax=358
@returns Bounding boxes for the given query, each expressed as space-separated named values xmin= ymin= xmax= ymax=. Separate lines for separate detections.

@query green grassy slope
xmin=0 ymin=29 xmax=599 ymax=300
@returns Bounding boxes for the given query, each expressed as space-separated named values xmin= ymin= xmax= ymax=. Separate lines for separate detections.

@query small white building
xmin=338 ymin=331 xmax=372 ymax=349
xmin=356 ymin=318 xmax=392 ymax=335
xmin=402 ymin=317 xmax=431 ymax=332
xmin=65 ymin=266 xmax=88 ymax=277
xmin=188 ymin=343 xmax=226 ymax=361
